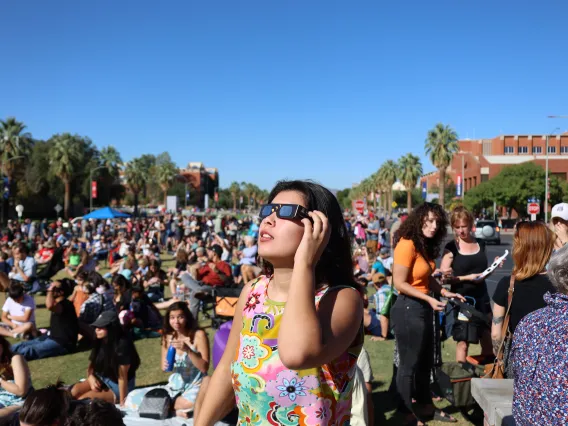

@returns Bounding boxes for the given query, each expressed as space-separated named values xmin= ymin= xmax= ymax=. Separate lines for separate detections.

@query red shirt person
xmin=181 ymin=244 xmax=231 ymax=319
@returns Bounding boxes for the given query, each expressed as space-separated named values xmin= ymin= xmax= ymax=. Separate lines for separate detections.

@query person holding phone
xmin=196 ymin=180 xmax=363 ymax=426
xmin=391 ymin=203 xmax=465 ymax=425
xmin=70 ymin=311 xmax=140 ymax=406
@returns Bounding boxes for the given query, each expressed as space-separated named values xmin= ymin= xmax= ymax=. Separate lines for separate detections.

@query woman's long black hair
xmin=90 ymin=319 xmax=140 ymax=382
xmin=263 ymin=180 xmax=355 ymax=288
xmin=396 ymin=202 xmax=448 ymax=261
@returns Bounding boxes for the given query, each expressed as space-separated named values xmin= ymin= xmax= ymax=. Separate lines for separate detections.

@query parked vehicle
xmin=474 ymin=220 xmax=501 ymax=245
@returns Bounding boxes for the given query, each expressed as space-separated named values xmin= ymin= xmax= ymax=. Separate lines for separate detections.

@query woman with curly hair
xmin=391 ymin=203 xmax=465 ymax=425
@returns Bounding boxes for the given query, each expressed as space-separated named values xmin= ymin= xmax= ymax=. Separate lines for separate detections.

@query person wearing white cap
xmin=550 ymin=203 xmax=568 ymax=250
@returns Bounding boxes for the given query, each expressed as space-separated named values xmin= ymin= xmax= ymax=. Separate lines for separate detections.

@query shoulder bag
xmin=483 ymin=274 xmax=515 ymax=379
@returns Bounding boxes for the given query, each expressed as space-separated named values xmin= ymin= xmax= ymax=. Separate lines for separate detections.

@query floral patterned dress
xmin=231 ymin=275 xmax=363 ymax=426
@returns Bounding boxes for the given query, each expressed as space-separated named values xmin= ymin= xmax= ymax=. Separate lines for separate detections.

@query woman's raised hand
xmin=294 ymin=211 xmax=331 ymax=268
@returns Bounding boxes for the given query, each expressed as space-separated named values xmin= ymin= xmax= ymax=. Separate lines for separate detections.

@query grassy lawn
xmin=4 ymin=255 xmax=479 ymax=425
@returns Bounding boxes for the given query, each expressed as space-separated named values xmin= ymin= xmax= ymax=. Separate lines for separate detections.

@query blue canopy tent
xmin=82 ymin=207 xmax=130 ymax=220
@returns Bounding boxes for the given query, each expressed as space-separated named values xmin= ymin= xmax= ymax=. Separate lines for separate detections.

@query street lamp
xmin=0 ymin=155 xmax=25 ymax=226
xmin=546 ymin=114 xmax=568 ymax=222
xmin=89 ymin=166 xmax=108 ymax=213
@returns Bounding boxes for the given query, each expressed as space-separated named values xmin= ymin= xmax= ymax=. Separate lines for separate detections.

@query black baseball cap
xmin=91 ymin=311 xmax=119 ymax=329
xmin=209 ymin=244 xmax=223 ymax=258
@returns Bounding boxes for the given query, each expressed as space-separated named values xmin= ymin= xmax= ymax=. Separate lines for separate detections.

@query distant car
xmin=474 ymin=220 xmax=501 ymax=245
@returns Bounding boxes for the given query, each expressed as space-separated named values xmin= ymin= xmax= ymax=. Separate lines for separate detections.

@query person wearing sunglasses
xmin=196 ymin=180 xmax=363 ymax=426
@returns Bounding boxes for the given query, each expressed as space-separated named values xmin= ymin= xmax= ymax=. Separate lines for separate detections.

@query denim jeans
xmin=180 ymin=273 xmax=214 ymax=319
xmin=12 ymin=336 xmax=68 ymax=361
xmin=391 ymin=294 xmax=434 ymax=415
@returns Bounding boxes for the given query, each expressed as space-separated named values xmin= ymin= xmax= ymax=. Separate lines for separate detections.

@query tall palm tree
xmin=125 ymin=158 xmax=149 ymax=217
xmin=99 ymin=146 xmax=123 ymax=179
xmin=379 ymin=160 xmax=398 ymax=214
xmin=229 ymin=182 xmax=241 ymax=210
xmin=398 ymin=153 xmax=423 ymax=211
xmin=370 ymin=172 xmax=381 ymax=212
xmin=157 ymin=161 xmax=178 ymax=206
xmin=425 ymin=123 xmax=459 ymax=209
xmin=0 ymin=117 xmax=33 ymax=184
xmin=48 ymin=133 xmax=84 ymax=219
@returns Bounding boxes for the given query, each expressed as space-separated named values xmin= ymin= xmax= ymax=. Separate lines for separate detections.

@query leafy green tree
xmin=336 ymin=188 xmax=352 ymax=210
xmin=393 ymin=189 xmax=422 ymax=209
xmin=398 ymin=153 xmax=423 ymax=211
xmin=378 ymin=160 xmax=398 ymax=214
xmin=229 ymin=182 xmax=241 ymax=210
xmin=425 ymin=123 xmax=459 ymax=210
xmin=125 ymin=158 xmax=150 ymax=216
xmin=48 ymin=134 xmax=86 ymax=218
xmin=463 ymin=181 xmax=495 ymax=214
xmin=157 ymin=160 xmax=178 ymax=206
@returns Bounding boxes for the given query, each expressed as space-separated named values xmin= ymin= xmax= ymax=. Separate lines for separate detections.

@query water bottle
xmin=164 ymin=345 xmax=176 ymax=372
xmin=176 ymin=284 xmax=184 ymax=301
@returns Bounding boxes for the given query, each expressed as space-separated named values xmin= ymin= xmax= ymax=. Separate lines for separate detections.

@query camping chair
xmin=210 ymin=286 xmax=243 ymax=329
xmin=30 ymin=247 xmax=65 ymax=294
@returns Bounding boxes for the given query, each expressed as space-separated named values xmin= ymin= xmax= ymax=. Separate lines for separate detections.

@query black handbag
xmin=139 ymin=388 xmax=172 ymax=420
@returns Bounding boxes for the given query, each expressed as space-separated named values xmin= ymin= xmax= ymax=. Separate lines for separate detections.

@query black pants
xmin=391 ymin=294 xmax=434 ymax=414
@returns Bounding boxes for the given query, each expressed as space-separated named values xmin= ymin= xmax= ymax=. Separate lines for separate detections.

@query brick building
xmin=421 ymin=133 xmax=568 ymax=195
xmin=179 ymin=162 xmax=219 ymax=207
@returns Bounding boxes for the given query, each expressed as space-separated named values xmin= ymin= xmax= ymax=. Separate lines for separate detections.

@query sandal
xmin=429 ymin=409 xmax=457 ymax=423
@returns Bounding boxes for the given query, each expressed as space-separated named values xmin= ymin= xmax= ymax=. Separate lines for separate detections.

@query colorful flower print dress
xmin=231 ymin=275 xmax=363 ymax=426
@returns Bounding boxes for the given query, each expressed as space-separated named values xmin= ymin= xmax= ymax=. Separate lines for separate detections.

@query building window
xmin=473 ymin=176 xmax=477 ymax=187
xmin=504 ymin=146 xmax=514 ymax=154
xmin=481 ymin=174 xmax=489 ymax=183
xmin=532 ymin=146 xmax=542 ymax=154
xmin=518 ymin=146 xmax=528 ymax=154
xmin=561 ymin=146 xmax=568 ymax=154
xmin=548 ymin=146 xmax=557 ymax=154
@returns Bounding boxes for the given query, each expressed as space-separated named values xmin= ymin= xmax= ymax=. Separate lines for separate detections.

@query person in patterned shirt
xmin=510 ymin=244 xmax=568 ymax=425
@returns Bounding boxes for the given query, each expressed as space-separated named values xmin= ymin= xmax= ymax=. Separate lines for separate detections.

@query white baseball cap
xmin=551 ymin=203 xmax=568 ymax=221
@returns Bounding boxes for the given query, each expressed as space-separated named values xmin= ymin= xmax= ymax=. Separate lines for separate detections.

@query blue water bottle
xmin=164 ymin=345 xmax=176 ymax=372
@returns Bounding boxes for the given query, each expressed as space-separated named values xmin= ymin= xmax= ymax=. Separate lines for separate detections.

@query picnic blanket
xmin=120 ymin=407 xmax=235 ymax=426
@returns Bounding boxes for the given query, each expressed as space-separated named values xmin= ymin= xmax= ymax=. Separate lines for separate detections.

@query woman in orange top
xmin=391 ymin=203 xmax=465 ymax=425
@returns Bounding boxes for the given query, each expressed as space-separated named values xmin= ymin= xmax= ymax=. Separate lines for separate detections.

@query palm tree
xmin=157 ymin=161 xmax=178 ymax=206
xmin=425 ymin=123 xmax=459 ymax=209
xmin=379 ymin=160 xmax=398 ymax=214
xmin=229 ymin=182 xmax=241 ymax=210
xmin=0 ymin=117 xmax=33 ymax=185
xmin=398 ymin=153 xmax=423 ymax=211
xmin=48 ymin=133 xmax=84 ymax=219
xmin=125 ymin=158 xmax=149 ymax=217
xmin=370 ymin=172 xmax=381 ymax=212
xmin=99 ymin=146 xmax=123 ymax=179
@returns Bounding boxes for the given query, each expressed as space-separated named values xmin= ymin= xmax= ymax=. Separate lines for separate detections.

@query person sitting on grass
xmin=112 ymin=274 xmax=132 ymax=312
xmin=13 ymin=280 xmax=78 ymax=361
xmin=180 ymin=244 xmax=232 ymax=321
xmin=69 ymin=272 xmax=90 ymax=318
xmin=70 ymin=311 xmax=140 ymax=407
xmin=0 ymin=281 xmax=38 ymax=340
xmin=125 ymin=302 xmax=209 ymax=418
xmin=128 ymin=285 xmax=163 ymax=333
xmin=65 ymin=398 xmax=126 ymax=426
xmin=0 ymin=336 xmax=32 ymax=419
xmin=357 ymin=282 xmax=385 ymax=341
xmin=77 ymin=272 xmax=115 ymax=343
xmin=142 ymin=258 xmax=167 ymax=302
xmin=17 ymin=382 xmax=71 ymax=426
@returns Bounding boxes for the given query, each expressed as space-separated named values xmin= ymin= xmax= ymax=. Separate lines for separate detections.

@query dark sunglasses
xmin=259 ymin=204 xmax=311 ymax=221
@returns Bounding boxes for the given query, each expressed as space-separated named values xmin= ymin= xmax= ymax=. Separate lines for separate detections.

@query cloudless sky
xmin=2 ymin=1 xmax=567 ymax=190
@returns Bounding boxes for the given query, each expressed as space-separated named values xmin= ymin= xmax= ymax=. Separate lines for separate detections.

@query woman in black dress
xmin=440 ymin=207 xmax=493 ymax=363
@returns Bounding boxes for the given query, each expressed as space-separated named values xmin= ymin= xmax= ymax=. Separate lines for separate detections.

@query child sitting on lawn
xmin=0 ymin=335 xmax=32 ymax=417
xmin=125 ymin=302 xmax=209 ymax=418
xmin=0 ymin=281 xmax=37 ymax=340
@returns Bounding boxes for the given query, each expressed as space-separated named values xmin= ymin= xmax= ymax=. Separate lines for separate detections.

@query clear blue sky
xmin=2 ymin=0 xmax=567 ymax=190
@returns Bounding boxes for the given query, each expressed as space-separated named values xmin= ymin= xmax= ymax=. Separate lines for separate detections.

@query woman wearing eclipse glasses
xmin=196 ymin=180 xmax=363 ymax=426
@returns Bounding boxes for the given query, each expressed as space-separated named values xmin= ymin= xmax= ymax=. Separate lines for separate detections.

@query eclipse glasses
xmin=259 ymin=204 xmax=311 ymax=221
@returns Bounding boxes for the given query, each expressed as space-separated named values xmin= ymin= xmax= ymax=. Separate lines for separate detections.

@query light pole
xmin=89 ymin=166 xmax=108 ymax=213
xmin=546 ymin=114 xmax=567 ymax=222
xmin=1 ymin=155 xmax=25 ymax=226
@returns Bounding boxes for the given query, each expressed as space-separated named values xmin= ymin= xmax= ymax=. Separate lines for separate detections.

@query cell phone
xmin=93 ymin=372 xmax=109 ymax=391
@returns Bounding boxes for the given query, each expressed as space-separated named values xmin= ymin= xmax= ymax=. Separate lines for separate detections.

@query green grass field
xmin=5 ymin=255 xmax=480 ymax=425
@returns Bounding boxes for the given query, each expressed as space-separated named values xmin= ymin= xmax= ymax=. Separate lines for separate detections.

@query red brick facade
xmin=421 ymin=134 xmax=568 ymax=194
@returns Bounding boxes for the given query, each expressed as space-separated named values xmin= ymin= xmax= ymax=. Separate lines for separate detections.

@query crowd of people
xmin=0 ymin=184 xmax=566 ymax=425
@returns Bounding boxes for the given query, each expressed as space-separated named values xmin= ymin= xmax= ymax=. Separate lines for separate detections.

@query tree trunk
xmin=232 ymin=195 xmax=237 ymax=210
xmin=439 ymin=167 xmax=446 ymax=209
xmin=388 ymin=189 xmax=393 ymax=215
xmin=64 ymin=180 xmax=71 ymax=219
xmin=407 ymin=190 xmax=412 ymax=212
xmin=134 ymin=191 xmax=139 ymax=217
xmin=164 ymin=190 xmax=168 ymax=207
xmin=373 ymin=191 xmax=377 ymax=212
